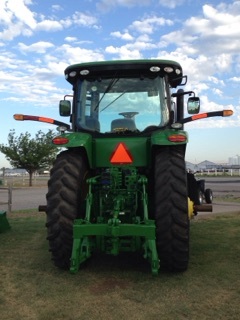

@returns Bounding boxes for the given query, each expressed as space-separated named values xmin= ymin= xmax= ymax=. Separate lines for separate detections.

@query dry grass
xmin=0 ymin=211 xmax=240 ymax=320
xmin=214 ymin=194 xmax=240 ymax=203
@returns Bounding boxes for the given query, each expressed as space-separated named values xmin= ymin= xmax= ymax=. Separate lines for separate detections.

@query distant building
xmin=198 ymin=160 xmax=217 ymax=170
xmin=228 ymin=155 xmax=240 ymax=166
xmin=0 ymin=168 xmax=28 ymax=176
xmin=186 ymin=160 xmax=227 ymax=172
xmin=185 ymin=161 xmax=196 ymax=172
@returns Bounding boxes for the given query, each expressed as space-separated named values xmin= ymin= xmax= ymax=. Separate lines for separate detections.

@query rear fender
xmin=53 ymin=132 xmax=93 ymax=167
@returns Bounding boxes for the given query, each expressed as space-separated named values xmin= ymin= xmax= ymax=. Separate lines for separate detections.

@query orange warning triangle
xmin=110 ymin=143 xmax=133 ymax=164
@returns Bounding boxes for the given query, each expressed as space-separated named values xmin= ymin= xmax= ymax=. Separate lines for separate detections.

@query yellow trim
xmin=188 ymin=198 xmax=195 ymax=219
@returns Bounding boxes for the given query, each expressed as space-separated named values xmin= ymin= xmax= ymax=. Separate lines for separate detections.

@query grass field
xmin=0 ymin=211 xmax=240 ymax=320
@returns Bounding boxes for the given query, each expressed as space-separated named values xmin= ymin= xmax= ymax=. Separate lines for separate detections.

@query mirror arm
xmin=64 ymin=94 xmax=73 ymax=100
xmin=179 ymin=110 xmax=233 ymax=124
xmin=171 ymin=91 xmax=195 ymax=98
xmin=13 ymin=114 xmax=70 ymax=130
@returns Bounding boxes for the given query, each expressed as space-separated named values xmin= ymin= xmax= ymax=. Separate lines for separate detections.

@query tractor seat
xmin=111 ymin=118 xmax=137 ymax=132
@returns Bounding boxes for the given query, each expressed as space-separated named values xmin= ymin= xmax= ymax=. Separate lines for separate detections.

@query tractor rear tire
xmin=154 ymin=146 xmax=189 ymax=272
xmin=46 ymin=150 xmax=88 ymax=269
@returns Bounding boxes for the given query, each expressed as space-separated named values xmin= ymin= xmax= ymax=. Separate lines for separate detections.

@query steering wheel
xmin=119 ymin=112 xmax=139 ymax=119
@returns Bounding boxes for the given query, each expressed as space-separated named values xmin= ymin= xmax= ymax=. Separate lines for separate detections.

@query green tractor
xmin=14 ymin=59 xmax=233 ymax=275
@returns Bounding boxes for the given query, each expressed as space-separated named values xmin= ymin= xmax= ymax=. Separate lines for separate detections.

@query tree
xmin=0 ymin=129 xmax=59 ymax=186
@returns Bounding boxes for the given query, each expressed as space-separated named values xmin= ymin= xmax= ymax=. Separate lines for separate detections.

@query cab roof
xmin=64 ymin=59 xmax=184 ymax=88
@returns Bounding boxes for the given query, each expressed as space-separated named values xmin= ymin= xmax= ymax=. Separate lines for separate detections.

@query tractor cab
xmin=60 ymin=60 xmax=195 ymax=135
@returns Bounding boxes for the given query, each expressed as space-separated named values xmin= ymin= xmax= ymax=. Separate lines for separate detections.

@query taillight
xmin=52 ymin=137 xmax=69 ymax=145
xmin=168 ymin=134 xmax=187 ymax=142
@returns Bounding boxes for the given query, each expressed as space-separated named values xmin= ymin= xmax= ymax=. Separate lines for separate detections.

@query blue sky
xmin=0 ymin=0 xmax=239 ymax=167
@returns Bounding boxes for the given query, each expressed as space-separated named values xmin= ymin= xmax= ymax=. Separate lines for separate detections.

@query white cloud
xmin=110 ymin=31 xmax=134 ymax=41
xmin=46 ymin=61 xmax=68 ymax=77
xmin=160 ymin=4 xmax=240 ymax=57
xmin=208 ymin=76 xmax=225 ymax=86
xmin=96 ymin=0 xmax=151 ymax=12
xmin=197 ymin=95 xmax=235 ymax=114
xmin=131 ymin=40 xmax=157 ymax=51
xmin=105 ymin=37 xmax=157 ymax=59
xmin=156 ymin=3 xmax=240 ymax=99
xmin=51 ymin=5 xmax=62 ymax=12
xmin=6 ymin=0 xmax=36 ymax=29
xmin=137 ymin=34 xmax=152 ymax=42
xmin=129 ymin=16 xmax=173 ymax=34
xmin=191 ymin=83 xmax=209 ymax=95
xmin=0 ymin=68 xmax=65 ymax=108
xmin=57 ymin=45 xmax=104 ymax=64
xmin=35 ymin=20 xmax=63 ymax=32
xmin=0 ymin=64 xmax=60 ymax=100
xmin=212 ymin=88 xmax=223 ymax=97
xmin=160 ymin=30 xmax=198 ymax=49
xmin=65 ymin=37 xmax=78 ymax=42
xmin=229 ymin=77 xmax=240 ymax=82
xmin=72 ymin=12 xmax=99 ymax=28
xmin=0 ymin=0 xmax=13 ymax=24
xmin=0 ymin=52 xmax=25 ymax=71
xmin=107 ymin=15 xmax=174 ymax=59
xmin=0 ymin=22 xmax=25 ymax=41
xmin=214 ymin=54 xmax=233 ymax=72
xmin=18 ymin=41 xmax=54 ymax=54
xmin=0 ymin=3 xmax=100 ymax=42
xmin=105 ymin=45 xmax=142 ymax=59
xmin=156 ymin=51 xmax=216 ymax=84
xmin=158 ymin=0 xmax=185 ymax=9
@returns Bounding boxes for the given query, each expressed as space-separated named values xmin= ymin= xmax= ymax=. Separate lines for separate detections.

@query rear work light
xmin=168 ymin=134 xmax=187 ymax=142
xmin=52 ymin=136 xmax=69 ymax=145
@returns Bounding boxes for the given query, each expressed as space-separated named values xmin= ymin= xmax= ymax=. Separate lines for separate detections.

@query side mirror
xmin=187 ymin=97 xmax=200 ymax=114
xmin=59 ymin=100 xmax=71 ymax=117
